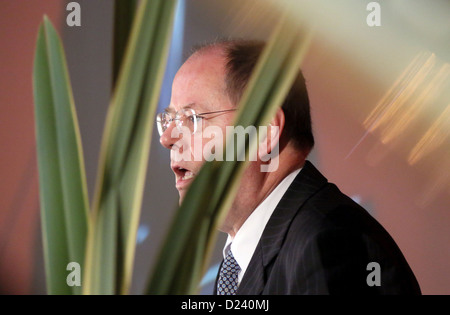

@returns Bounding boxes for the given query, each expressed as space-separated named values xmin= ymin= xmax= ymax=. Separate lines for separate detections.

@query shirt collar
xmin=223 ymin=168 xmax=302 ymax=281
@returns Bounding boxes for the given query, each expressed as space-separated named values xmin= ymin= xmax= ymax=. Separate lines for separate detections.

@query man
xmin=157 ymin=40 xmax=421 ymax=294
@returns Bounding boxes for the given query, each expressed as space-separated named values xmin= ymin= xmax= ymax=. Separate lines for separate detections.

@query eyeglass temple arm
xmin=197 ymin=109 xmax=236 ymax=116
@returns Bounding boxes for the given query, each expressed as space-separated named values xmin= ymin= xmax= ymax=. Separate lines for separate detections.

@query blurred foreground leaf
xmin=33 ymin=17 xmax=90 ymax=295
xmin=83 ymin=0 xmax=177 ymax=294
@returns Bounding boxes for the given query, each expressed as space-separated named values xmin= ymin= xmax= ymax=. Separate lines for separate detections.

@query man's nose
xmin=159 ymin=122 xmax=179 ymax=149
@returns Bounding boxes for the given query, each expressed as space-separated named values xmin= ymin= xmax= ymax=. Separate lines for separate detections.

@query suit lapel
xmin=237 ymin=161 xmax=328 ymax=294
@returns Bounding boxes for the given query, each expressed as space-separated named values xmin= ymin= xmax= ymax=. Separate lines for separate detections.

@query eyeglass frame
xmin=156 ymin=108 xmax=237 ymax=136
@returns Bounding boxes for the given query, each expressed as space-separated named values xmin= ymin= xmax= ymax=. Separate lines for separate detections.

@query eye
xmin=189 ymin=115 xmax=203 ymax=123
xmin=163 ymin=114 xmax=173 ymax=125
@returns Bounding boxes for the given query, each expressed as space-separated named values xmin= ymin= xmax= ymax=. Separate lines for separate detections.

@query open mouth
xmin=172 ymin=165 xmax=196 ymax=184
xmin=180 ymin=169 xmax=195 ymax=180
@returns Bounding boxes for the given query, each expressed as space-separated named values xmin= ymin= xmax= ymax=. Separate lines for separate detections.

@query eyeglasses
xmin=156 ymin=108 xmax=236 ymax=136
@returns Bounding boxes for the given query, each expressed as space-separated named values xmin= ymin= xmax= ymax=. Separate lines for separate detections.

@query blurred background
xmin=0 ymin=0 xmax=449 ymax=294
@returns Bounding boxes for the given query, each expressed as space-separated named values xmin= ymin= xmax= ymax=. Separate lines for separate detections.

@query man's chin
xmin=178 ymin=190 xmax=186 ymax=205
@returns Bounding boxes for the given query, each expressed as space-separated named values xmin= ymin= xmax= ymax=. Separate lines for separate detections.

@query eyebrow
xmin=164 ymin=103 xmax=202 ymax=113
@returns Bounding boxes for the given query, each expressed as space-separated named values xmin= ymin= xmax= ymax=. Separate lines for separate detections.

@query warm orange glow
xmin=363 ymin=52 xmax=435 ymax=143
xmin=408 ymin=104 xmax=450 ymax=165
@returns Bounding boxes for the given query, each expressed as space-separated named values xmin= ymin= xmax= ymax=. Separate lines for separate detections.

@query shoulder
xmin=281 ymin=181 xmax=405 ymax=269
xmin=278 ymin=183 xmax=421 ymax=294
xmin=287 ymin=183 xmax=376 ymax=241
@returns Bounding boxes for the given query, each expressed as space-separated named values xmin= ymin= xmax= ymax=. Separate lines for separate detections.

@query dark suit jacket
xmin=216 ymin=161 xmax=421 ymax=295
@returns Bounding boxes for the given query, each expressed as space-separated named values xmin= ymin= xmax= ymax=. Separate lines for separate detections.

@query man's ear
xmin=258 ymin=108 xmax=285 ymax=159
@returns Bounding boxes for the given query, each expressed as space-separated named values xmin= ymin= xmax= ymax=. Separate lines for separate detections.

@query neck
xmin=221 ymin=144 xmax=306 ymax=238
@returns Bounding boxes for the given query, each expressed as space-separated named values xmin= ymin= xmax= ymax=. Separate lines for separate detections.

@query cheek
xmin=189 ymin=112 xmax=234 ymax=161
xmin=203 ymin=124 xmax=227 ymax=143
xmin=190 ymin=134 xmax=206 ymax=162
xmin=168 ymin=132 xmax=211 ymax=163
xmin=191 ymin=133 xmax=224 ymax=159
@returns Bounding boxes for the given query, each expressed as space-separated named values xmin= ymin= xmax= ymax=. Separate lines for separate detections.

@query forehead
xmin=168 ymin=49 xmax=231 ymax=112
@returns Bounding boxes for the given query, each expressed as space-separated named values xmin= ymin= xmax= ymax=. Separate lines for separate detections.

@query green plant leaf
xmin=83 ymin=0 xmax=177 ymax=294
xmin=33 ymin=16 xmax=90 ymax=295
xmin=145 ymin=14 xmax=312 ymax=295
xmin=112 ymin=0 xmax=138 ymax=88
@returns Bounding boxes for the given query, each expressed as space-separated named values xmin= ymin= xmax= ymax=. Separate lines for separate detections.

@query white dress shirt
xmin=222 ymin=168 xmax=302 ymax=283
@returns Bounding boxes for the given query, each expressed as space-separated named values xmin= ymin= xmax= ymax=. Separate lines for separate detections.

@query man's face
xmin=160 ymin=50 xmax=235 ymax=202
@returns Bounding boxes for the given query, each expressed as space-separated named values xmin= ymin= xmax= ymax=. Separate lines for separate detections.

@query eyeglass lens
xmin=156 ymin=108 xmax=197 ymax=136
